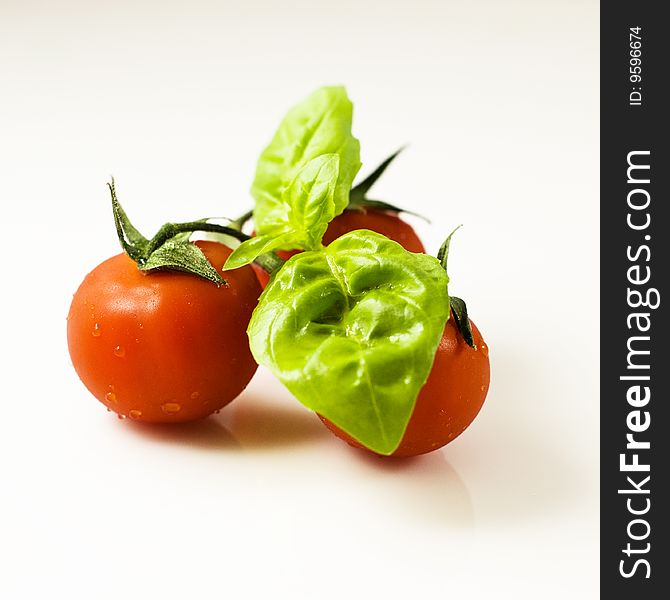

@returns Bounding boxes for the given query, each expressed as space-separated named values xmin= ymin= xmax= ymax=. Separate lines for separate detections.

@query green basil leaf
xmin=224 ymin=154 xmax=341 ymax=270
xmin=247 ymin=230 xmax=450 ymax=455
xmin=223 ymin=232 xmax=298 ymax=271
xmin=285 ymin=153 xmax=339 ymax=248
xmin=251 ymin=86 xmax=361 ymax=235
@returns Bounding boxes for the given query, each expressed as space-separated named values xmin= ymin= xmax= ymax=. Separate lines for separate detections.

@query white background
xmin=1 ymin=1 xmax=599 ymax=598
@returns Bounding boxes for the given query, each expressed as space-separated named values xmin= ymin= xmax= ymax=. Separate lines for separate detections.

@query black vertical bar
xmin=601 ymin=3 xmax=668 ymax=597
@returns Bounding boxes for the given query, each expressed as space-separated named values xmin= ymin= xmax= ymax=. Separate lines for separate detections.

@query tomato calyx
xmin=108 ymin=179 xmax=284 ymax=285
xmin=347 ymin=147 xmax=429 ymax=222
xmin=226 ymin=209 xmax=254 ymax=233
xmin=437 ymin=225 xmax=476 ymax=349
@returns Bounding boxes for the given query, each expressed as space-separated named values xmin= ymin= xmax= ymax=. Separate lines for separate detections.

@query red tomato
xmin=252 ymin=208 xmax=425 ymax=287
xmin=320 ymin=315 xmax=490 ymax=457
xmin=321 ymin=208 xmax=425 ymax=252
xmin=67 ymin=241 xmax=261 ymax=423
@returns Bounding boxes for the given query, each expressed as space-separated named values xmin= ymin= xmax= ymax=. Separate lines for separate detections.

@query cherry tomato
xmin=321 ymin=208 xmax=425 ymax=252
xmin=67 ymin=241 xmax=261 ymax=423
xmin=252 ymin=208 xmax=425 ymax=287
xmin=320 ymin=314 xmax=490 ymax=457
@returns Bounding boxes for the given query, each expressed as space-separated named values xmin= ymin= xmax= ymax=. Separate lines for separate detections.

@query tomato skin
xmin=67 ymin=241 xmax=261 ymax=423
xmin=252 ymin=208 xmax=425 ymax=287
xmin=320 ymin=315 xmax=490 ymax=457
xmin=321 ymin=208 xmax=425 ymax=252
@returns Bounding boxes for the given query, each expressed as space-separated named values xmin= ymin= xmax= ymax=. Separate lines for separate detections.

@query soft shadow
xmin=121 ymin=417 xmax=240 ymax=451
xmin=348 ymin=444 xmax=474 ymax=529
xmin=228 ymin=395 xmax=327 ymax=451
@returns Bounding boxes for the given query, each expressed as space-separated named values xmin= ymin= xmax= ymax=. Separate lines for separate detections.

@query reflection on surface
xmin=347 ymin=444 xmax=474 ymax=530
xmin=117 ymin=392 xmax=475 ymax=529
xmin=121 ymin=417 xmax=240 ymax=450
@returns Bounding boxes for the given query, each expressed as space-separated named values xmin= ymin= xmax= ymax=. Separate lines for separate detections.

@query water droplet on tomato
xmin=92 ymin=323 xmax=102 ymax=337
xmin=105 ymin=390 xmax=117 ymax=403
xmin=128 ymin=409 xmax=142 ymax=420
xmin=161 ymin=402 xmax=181 ymax=415
xmin=114 ymin=345 xmax=125 ymax=358
xmin=190 ymin=391 xmax=200 ymax=401
xmin=480 ymin=344 xmax=489 ymax=357
xmin=117 ymin=414 xmax=126 ymax=420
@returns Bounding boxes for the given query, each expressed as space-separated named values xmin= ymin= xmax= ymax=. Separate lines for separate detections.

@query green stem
xmin=228 ymin=210 xmax=254 ymax=232
xmin=253 ymin=252 xmax=284 ymax=274
xmin=147 ymin=221 xmax=284 ymax=275
xmin=144 ymin=221 xmax=251 ymax=259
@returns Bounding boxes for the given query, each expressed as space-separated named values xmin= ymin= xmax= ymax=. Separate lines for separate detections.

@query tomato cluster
xmin=68 ymin=203 xmax=489 ymax=457
xmin=68 ymin=95 xmax=490 ymax=458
